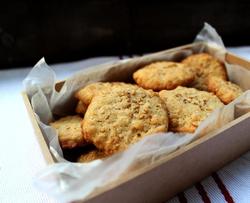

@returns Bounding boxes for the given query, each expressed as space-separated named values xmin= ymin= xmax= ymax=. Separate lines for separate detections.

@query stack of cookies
xmin=50 ymin=53 xmax=243 ymax=163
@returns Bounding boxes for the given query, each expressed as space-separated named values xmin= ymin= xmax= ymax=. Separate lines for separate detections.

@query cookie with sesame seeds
xmin=82 ymin=84 xmax=168 ymax=154
xmin=77 ymin=148 xmax=108 ymax=163
xmin=181 ymin=53 xmax=228 ymax=91
xmin=207 ymin=76 xmax=243 ymax=104
xmin=159 ymin=86 xmax=224 ymax=133
xmin=133 ymin=61 xmax=195 ymax=91
xmin=75 ymin=82 xmax=126 ymax=106
xmin=50 ymin=115 xmax=87 ymax=149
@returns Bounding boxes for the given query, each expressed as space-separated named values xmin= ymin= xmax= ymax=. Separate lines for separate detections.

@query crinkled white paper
xmin=23 ymin=23 xmax=250 ymax=202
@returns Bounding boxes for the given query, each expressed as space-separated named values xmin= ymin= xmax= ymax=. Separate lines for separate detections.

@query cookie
xmin=182 ymin=53 xmax=228 ymax=90
xmin=133 ymin=61 xmax=195 ymax=91
xmin=75 ymin=82 xmax=106 ymax=105
xmin=77 ymin=149 xmax=108 ymax=163
xmin=75 ymin=82 xmax=125 ymax=105
xmin=50 ymin=115 xmax=87 ymax=149
xmin=159 ymin=86 xmax=224 ymax=133
xmin=82 ymin=85 xmax=168 ymax=154
xmin=207 ymin=76 xmax=243 ymax=104
xmin=75 ymin=101 xmax=88 ymax=115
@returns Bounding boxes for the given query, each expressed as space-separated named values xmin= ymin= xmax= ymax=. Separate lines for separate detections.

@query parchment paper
xmin=23 ymin=23 xmax=250 ymax=202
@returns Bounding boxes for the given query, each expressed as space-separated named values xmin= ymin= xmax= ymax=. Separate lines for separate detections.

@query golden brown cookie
xmin=75 ymin=82 xmax=126 ymax=105
xmin=159 ymin=86 xmax=224 ymax=133
xmin=77 ymin=149 xmax=108 ymax=163
xmin=133 ymin=61 xmax=195 ymax=91
xmin=82 ymin=85 xmax=168 ymax=154
xmin=182 ymin=53 xmax=228 ymax=90
xmin=75 ymin=82 xmax=106 ymax=105
xmin=50 ymin=115 xmax=87 ymax=149
xmin=207 ymin=76 xmax=243 ymax=104
xmin=75 ymin=101 xmax=88 ymax=115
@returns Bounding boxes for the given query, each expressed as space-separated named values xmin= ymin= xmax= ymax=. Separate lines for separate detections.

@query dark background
xmin=1 ymin=0 xmax=250 ymax=69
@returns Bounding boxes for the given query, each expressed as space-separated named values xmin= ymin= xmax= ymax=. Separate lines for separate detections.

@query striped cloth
xmin=167 ymin=151 xmax=250 ymax=203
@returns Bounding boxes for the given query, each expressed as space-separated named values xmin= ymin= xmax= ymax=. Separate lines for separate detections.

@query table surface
xmin=1 ymin=48 xmax=250 ymax=203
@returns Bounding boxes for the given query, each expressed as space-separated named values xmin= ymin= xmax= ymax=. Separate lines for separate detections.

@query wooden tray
xmin=22 ymin=43 xmax=250 ymax=202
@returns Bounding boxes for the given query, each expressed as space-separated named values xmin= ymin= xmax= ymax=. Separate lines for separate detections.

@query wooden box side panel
xmin=22 ymin=92 xmax=54 ymax=164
